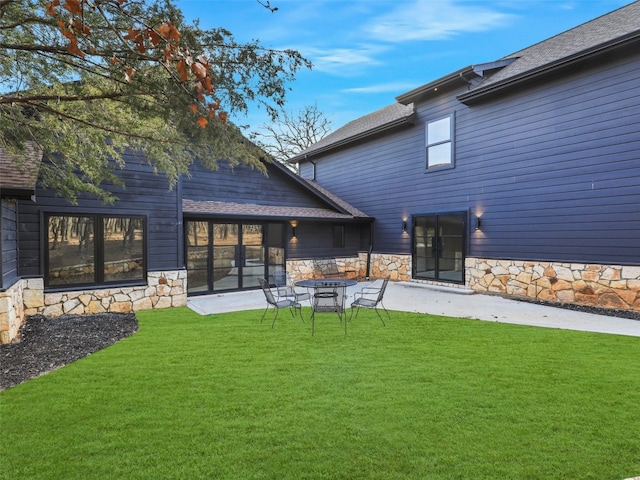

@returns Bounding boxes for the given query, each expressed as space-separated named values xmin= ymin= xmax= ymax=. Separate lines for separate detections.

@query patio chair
xmin=311 ymin=282 xmax=348 ymax=335
xmin=273 ymin=269 xmax=311 ymax=304
xmin=258 ymin=278 xmax=303 ymax=328
xmin=349 ymin=276 xmax=390 ymax=325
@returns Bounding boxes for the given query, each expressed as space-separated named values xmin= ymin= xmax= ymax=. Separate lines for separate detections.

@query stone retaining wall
xmin=287 ymin=253 xmax=411 ymax=282
xmin=467 ymin=258 xmax=640 ymax=312
xmin=0 ymin=270 xmax=187 ymax=344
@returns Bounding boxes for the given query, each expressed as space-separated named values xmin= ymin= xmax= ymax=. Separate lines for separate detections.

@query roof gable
xmin=292 ymin=103 xmax=415 ymax=162
xmin=182 ymin=157 xmax=371 ymax=221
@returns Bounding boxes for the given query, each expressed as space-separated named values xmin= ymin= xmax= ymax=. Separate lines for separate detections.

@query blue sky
xmin=177 ymin=0 xmax=632 ymax=135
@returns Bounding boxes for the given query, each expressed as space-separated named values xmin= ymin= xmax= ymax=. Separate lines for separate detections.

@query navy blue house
xmin=292 ymin=2 xmax=640 ymax=313
xmin=2 ymin=2 xmax=640 ymax=343
xmin=0 ymin=149 xmax=372 ymax=343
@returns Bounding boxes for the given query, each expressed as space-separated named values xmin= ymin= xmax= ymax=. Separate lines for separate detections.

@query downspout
xmin=0 ymin=200 xmax=3 ymax=290
xmin=366 ymin=224 xmax=374 ymax=280
xmin=310 ymin=160 xmax=317 ymax=181
xmin=176 ymin=175 xmax=184 ymax=269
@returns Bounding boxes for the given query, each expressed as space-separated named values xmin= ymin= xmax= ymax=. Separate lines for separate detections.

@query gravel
xmin=0 ymin=313 xmax=138 ymax=391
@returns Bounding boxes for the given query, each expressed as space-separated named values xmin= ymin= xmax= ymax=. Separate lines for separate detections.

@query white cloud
xmin=302 ymin=44 xmax=391 ymax=76
xmin=342 ymin=82 xmax=419 ymax=95
xmin=366 ymin=0 xmax=516 ymax=42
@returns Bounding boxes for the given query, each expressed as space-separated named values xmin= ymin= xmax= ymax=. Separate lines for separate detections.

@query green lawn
xmin=1 ymin=307 xmax=639 ymax=479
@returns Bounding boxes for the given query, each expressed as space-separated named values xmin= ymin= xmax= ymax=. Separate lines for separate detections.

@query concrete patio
xmin=187 ymin=281 xmax=640 ymax=337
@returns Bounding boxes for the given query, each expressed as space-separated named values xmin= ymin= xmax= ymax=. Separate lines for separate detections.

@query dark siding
xmin=459 ymin=52 xmax=640 ymax=264
xmin=18 ymin=151 xmax=181 ymax=277
xmin=183 ymin=160 xmax=330 ymax=209
xmin=1 ymin=199 xmax=19 ymax=289
xmin=303 ymin=51 xmax=640 ymax=265
xmin=183 ymin=160 xmax=368 ymax=259
xmin=287 ymin=222 xmax=366 ymax=259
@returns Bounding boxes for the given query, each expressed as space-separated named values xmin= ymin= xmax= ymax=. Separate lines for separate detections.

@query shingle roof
xmin=473 ymin=1 xmax=640 ymax=92
xmin=0 ymin=144 xmax=43 ymax=195
xmin=292 ymin=102 xmax=415 ymax=161
xmin=295 ymin=2 xmax=640 ymax=158
xmin=182 ymin=199 xmax=367 ymax=221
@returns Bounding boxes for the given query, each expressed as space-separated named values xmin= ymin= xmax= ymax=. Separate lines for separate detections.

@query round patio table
xmin=295 ymin=279 xmax=357 ymax=335
xmin=295 ymin=278 xmax=357 ymax=288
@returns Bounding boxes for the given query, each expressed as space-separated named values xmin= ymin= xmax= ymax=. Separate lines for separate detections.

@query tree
xmin=0 ymin=0 xmax=311 ymax=202
xmin=250 ymin=103 xmax=331 ymax=170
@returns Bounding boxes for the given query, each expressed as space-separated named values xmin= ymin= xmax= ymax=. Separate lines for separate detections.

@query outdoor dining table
xmin=295 ymin=278 xmax=357 ymax=335
xmin=294 ymin=278 xmax=358 ymax=289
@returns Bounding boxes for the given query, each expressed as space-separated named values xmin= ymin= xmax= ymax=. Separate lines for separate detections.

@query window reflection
xmin=103 ymin=217 xmax=144 ymax=282
xmin=46 ymin=214 xmax=145 ymax=287
xmin=48 ymin=216 xmax=95 ymax=286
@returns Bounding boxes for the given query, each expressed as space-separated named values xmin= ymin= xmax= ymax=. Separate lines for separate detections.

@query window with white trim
xmin=426 ymin=114 xmax=454 ymax=169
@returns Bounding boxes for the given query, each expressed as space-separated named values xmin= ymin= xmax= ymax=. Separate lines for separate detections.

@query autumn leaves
xmin=45 ymin=0 xmax=225 ymax=127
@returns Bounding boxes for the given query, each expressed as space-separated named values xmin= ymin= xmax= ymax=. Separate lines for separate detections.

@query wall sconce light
xmin=290 ymin=220 xmax=298 ymax=238
xmin=475 ymin=215 xmax=482 ymax=231
xmin=402 ymin=220 xmax=408 ymax=233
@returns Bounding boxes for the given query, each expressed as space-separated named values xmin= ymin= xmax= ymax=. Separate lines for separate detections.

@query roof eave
xmin=458 ymin=30 xmax=640 ymax=105
xmin=182 ymin=211 xmax=367 ymax=223
xmin=395 ymin=66 xmax=475 ymax=105
xmin=292 ymin=112 xmax=416 ymax=163
xmin=0 ymin=186 xmax=35 ymax=199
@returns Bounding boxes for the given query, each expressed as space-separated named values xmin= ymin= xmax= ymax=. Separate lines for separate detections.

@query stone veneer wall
xmin=0 ymin=270 xmax=187 ymax=344
xmin=368 ymin=253 xmax=411 ymax=281
xmin=466 ymin=258 xmax=640 ymax=312
xmin=0 ymin=279 xmax=27 ymax=344
xmin=287 ymin=253 xmax=411 ymax=282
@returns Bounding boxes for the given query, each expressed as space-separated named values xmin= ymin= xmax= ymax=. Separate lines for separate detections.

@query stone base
xmin=467 ymin=258 xmax=640 ymax=312
xmin=0 ymin=270 xmax=187 ymax=344
xmin=287 ymin=253 xmax=411 ymax=282
xmin=0 ymin=279 xmax=29 ymax=344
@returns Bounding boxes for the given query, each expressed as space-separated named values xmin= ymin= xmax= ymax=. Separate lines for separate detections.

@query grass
xmin=1 ymin=307 xmax=639 ymax=479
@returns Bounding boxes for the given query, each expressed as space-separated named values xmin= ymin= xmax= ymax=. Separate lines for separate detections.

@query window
xmin=426 ymin=115 xmax=454 ymax=169
xmin=46 ymin=214 xmax=146 ymax=288
xmin=333 ymin=224 xmax=345 ymax=248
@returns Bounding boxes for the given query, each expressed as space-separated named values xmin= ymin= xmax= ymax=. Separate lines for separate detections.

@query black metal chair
xmin=311 ymin=282 xmax=347 ymax=335
xmin=349 ymin=276 xmax=390 ymax=325
xmin=258 ymin=278 xmax=303 ymax=328
xmin=273 ymin=270 xmax=311 ymax=305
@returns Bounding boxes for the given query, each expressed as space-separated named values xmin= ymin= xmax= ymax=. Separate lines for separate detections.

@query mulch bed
xmin=0 ymin=313 xmax=138 ymax=391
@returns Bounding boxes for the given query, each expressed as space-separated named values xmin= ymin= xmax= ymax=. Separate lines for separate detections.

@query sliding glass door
xmin=413 ymin=213 xmax=466 ymax=284
xmin=186 ymin=220 xmax=285 ymax=295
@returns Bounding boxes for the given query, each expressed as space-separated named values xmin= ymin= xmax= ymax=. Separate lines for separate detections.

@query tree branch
xmin=0 ymin=43 xmax=69 ymax=54
xmin=23 ymin=100 xmax=174 ymax=144
xmin=0 ymin=91 xmax=125 ymax=104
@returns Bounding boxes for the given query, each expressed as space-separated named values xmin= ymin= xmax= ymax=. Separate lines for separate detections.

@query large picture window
xmin=46 ymin=214 xmax=146 ymax=288
xmin=426 ymin=115 xmax=454 ymax=169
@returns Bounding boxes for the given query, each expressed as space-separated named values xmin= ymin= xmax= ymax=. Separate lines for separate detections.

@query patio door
xmin=413 ymin=213 xmax=466 ymax=284
xmin=186 ymin=220 xmax=285 ymax=295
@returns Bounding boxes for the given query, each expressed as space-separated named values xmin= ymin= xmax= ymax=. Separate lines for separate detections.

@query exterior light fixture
xmin=290 ymin=220 xmax=298 ymax=238
xmin=402 ymin=220 xmax=408 ymax=233
xmin=475 ymin=215 xmax=482 ymax=231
